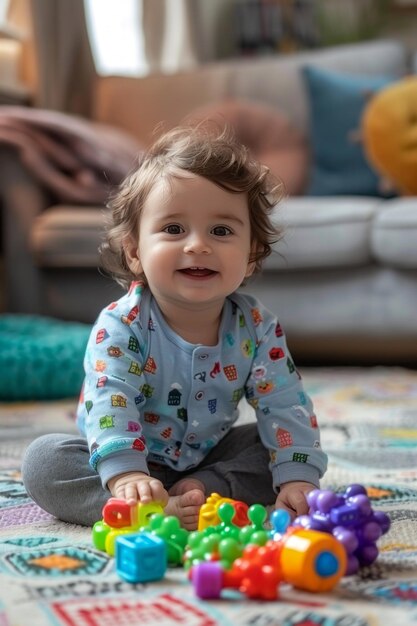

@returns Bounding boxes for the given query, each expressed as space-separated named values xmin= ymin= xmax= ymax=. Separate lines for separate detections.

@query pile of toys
xmin=92 ymin=485 xmax=390 ymax=601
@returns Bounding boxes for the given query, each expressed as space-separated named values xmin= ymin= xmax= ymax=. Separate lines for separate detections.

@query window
xmin=84 ymin=0 xmax=147 ymax=76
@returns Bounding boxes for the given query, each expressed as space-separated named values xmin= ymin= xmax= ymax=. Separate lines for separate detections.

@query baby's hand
xmin=275 ymin=480 xmax=315 ymax=519
xmin=108 ymin=471 xmax=169 ymax=507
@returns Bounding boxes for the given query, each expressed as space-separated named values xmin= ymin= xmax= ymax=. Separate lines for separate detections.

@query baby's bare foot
xmin=166 ymin=479 xmax=206 ymax=530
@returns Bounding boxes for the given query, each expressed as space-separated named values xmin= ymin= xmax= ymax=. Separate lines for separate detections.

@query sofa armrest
xmin=0 ymin=145 xmax=53 ymax=313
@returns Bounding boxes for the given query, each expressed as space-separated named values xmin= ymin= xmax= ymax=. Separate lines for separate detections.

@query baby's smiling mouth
xmin=179 ymin=267 xmax=217 ymax=278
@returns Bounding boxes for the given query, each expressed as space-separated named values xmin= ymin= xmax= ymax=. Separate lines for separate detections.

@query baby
xmin=22 ymin=126 xmax=327 ymax=529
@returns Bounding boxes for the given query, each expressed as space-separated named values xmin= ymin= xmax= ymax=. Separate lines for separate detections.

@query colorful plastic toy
xmin=92 ymin=497 xmax=165 ymax=555
xmin=238 ymin=503 xmax=269 ymax=546
xmin=277 ymin=527 xmax=347 ymax=592
xmin=198 ymin=492 xmax=249 ymax=531
xmin=184 ymin=502 xmax=269 ymax=570
xmin=116 ymin=532 xmax=167 ymax=583
xmin=190 ymin=524 xmax=347 ymax=598
xmin=93 ymin=484 xmax=390 ymax=601
xmin=293 ymin=484 xmax=391 ymax=575
xmin=190 ymin=540 xmax=283 ymax=600
xmin=138 ymin=512 xmax=189 ymax=565
xmin=190 ymin=484 xmax=391 ymax=598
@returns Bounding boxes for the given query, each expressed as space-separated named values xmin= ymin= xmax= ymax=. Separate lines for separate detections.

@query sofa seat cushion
xmin=265 ymin=197 xmax=382 ymax=271
xmin=371 ymin=199 xmax=417 ymax=268
xmin=31 ymin=206 xmax=103 ymax=267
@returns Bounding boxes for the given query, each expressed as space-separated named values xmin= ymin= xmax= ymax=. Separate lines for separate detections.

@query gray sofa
xmin=2 ymin=39 xmax=417 ymax=364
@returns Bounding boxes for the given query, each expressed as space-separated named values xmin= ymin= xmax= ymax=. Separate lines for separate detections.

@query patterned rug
xmin=1 ymin=367 xmax=417 ymax=626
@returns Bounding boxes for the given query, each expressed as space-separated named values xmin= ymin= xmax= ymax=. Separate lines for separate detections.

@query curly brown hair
xmin=100 ymin=124 xmax=284 ymax=288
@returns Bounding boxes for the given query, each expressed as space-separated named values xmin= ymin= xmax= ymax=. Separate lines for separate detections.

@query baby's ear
xmin=123 ymin=235 xmax=143 ymax=275
xmin=245 ymin=243 xmax=260 ymax=277
xmin=245 ymin=259 xmax=256 ymax=278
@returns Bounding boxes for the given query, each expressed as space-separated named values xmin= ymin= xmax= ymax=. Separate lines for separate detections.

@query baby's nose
xmin=183 ymin=234 xmax=211 ymax=254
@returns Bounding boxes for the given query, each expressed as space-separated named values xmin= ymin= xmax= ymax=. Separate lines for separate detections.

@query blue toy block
xmin=116 ymin=532 xmax=167 ymax=583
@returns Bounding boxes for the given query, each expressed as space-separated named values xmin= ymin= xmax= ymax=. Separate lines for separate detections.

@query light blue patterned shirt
xmin=76 ymin=281 xmax=327 ymax=490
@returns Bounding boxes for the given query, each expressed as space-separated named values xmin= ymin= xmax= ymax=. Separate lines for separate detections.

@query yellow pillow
xmin=362 ymin=76 xmax=417 ymax=195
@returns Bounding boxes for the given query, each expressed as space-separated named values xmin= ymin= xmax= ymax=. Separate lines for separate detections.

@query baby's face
xmin=128 ymin=172 xmax=254 ymax=311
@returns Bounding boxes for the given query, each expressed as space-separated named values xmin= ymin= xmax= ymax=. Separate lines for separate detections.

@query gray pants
xmin=22 ymin=424 xmax=276 ymax=526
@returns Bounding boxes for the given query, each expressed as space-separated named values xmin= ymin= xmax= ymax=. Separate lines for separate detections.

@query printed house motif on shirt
xmin=144 ymin=356 xmax=157 ymax=374
xmin=99 ymin=415 xmax=115 ymax=429
xmin=144 ymin=412 xmax=160 ymax=424
xmin=223 ymin=364 xmax=238 ymax=381
xmin=177 ymin=408 xmax=188 ymax=421
xmin=277 ymin=428 xmax=293 ymax=448
xmin=141 ymin=384 xmax=154 ymax=398
xmin=111 ymin=394 xmax=127 ymax=408
xmin=96 ymin=328 xmax=109 ymax=344
xmin=168 ymin=389 xmax=182 ymax=406
xmin=129 ymin=361 xmax=142 ymax=376
xmin=128 ymin=336 xmax=139 ymax=353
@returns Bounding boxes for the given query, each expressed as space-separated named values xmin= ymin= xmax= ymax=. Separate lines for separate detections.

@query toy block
xmin=103 ymin=497 xmax=135 ymax=528
xmin=116 ymin=532 xmax=167 ymax=583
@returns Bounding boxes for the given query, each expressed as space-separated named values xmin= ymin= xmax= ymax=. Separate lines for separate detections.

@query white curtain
xmin=142 ymin=0 xmax=200 ymax=74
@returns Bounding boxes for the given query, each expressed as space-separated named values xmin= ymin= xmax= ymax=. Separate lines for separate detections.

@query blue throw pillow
xmin=302 ymin=65 xmax=393 ymax=196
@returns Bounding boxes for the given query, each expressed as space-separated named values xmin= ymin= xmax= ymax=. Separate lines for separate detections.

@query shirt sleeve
xmin=76 ymin=295 xmax=150 ymax=488
xmin=243 ymin=297 xmax=328 ymax=491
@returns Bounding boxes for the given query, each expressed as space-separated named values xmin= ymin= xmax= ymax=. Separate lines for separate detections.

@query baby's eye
xmin=163 ymin=224 xmax=184 ymax=235
xmin=211 ymin=225 xmax=232 ymax=237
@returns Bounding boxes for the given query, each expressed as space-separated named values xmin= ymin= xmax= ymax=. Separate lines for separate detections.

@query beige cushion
xmin=184 ymin=99 xmax=309 ymax=196
xmin=31 ymin=206 xmax=103 ymax=267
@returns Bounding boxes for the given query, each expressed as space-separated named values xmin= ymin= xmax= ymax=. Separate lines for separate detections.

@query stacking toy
xmin=92 ymin=497 xmax=164 ymax=555
xmin=198 ymin=492 xmax=249 ymax=531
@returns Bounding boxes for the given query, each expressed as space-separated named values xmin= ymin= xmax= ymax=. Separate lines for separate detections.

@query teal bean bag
xmin=0 ymin=315 xmax=91 ymax=400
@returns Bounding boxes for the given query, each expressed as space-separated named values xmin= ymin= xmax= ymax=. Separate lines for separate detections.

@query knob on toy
xmin=280 ymin=529 xmax=347 ymax=592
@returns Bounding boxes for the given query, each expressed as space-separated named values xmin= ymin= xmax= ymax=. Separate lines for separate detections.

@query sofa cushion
xmin=263 ymin=197 xmax=382 ymax=271
xmin=371 ymin=199 xmax=417 ymax=269
xmin=31 ymin=206 xmax=103 ymax=267
xmin=33 ymin=199 xmax=388 ymax=273
xmin=184 ymin=99 xmax=309 ymax=195
xmin=302 ymin=66 xmax=393 ymax=197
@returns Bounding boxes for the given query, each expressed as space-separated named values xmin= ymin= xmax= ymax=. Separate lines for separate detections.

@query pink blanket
xmin=0 ymin=106 xmax=142 ymax=204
